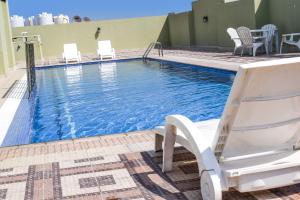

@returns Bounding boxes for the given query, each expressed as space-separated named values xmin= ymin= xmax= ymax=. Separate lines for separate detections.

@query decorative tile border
xmin=0 ymin=132 xmax=299 ymax=199
xmin=0 ymin=189 xmax=7 ymax=199
xmin=79 ymin=175 xmax=115 ymax=188
xmin=74 ymin=155 xmax=104 ymax=163
xmin=0 ymin=168 xmax=13 ymax=174
xmin=24 ymin=165 xmax=35 ymax=200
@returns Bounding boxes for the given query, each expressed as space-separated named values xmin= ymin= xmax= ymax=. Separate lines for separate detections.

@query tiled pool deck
xmin=0 ymin=64 xmax=26 ymax=107
xmin=1 ymin=49 xmax=300 ymax=199
xmin=1 ymin=131 xmax=300 ymax=200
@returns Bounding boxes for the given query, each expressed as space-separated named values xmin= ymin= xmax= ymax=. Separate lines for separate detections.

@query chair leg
xmin=162 ymin=124 xmax=176 ymax=172
xmin=253 ymin=47 xmax=258 ymax=57
xmin=296 ymin=43 xmax=300 ymax=51
xmin=265 ymin=42 xmax=269 ymax=55
xmin=280 ymin=41 xmax=284 ymax=54
xmin=241 ymin=47 xmax=244 ymax=56
xmin=201 ymin=171 xmax=222 ymax=200
xmin=154 ymin=134 xmax=163 ymax=152
xmin=270 ymin=41 xmax=273 ymax=53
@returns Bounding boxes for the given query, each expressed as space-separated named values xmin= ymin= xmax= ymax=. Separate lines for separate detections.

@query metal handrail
xmin=143 ymin=42 xmax=164 ymax=61
xmin=25 ymin=42 xmax=36 ymax=98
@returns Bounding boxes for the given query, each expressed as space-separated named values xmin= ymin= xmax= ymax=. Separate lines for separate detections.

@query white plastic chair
xmin=62 ymin=43 xmax=81 ymax=64
xmin=97 ymin=40 xmax=116 ymax=60
xmin=155 ymin=57 xmax=300 ymax=200
xmin=237 ymin=26 xmax=266 ymax=56
xmin=261 ymin=24 xmax=277 ymax=53
xmin=280 ymin=33 xmax=300 ymax=54
xmin=226 ymin=28 xmax=242 ymax=55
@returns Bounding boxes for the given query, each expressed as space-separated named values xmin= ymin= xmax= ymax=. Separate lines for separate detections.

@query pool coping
xmin=35 ymin=57 xmax=141 ymax=69
xmin=148 ymin=55 xmax=240 ymax=71
xmin=35 ymin=56 xmax=238 ymax=73
xmin=0 ymin=75 xmax=31 ymax=147
xmin=147 ymin=57 xmax=236 ymax=73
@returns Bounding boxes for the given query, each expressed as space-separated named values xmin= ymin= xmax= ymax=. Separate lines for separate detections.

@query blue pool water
xmin=31 ymin=59 xmax=235 ymax=143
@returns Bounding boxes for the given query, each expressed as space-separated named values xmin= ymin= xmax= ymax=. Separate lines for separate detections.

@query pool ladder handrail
xmin=25 ymin=42 xmax=36 ymax=98
xmin=143 ymin=42 xmax=164 ymax=61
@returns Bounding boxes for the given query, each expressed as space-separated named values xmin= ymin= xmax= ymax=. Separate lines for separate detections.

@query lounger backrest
xmin=227 ymin=28 xmax=242 ymax=48
xmin=261 ymin=24 xmax=277 ymax=42
xmin=213 ymin=57 xmax=300 ymax=161
xmin=64 ymin=43 xmax=78 ymax=58
xmin=98 ymin=40 xmax=112 ymax=52
xmin=237 ymin=26 xmax=253 ymax=47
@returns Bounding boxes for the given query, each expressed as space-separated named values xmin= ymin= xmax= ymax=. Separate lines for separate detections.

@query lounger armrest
xmin=253 ymin=36 xmax=266 ymax=39
xmin=282 ymin=34 xmax=300 ymax=43
xmin=165 ymin=115 xmax=222 ymax=176
xmin=282 ymin=33 xmax=300 ymax=37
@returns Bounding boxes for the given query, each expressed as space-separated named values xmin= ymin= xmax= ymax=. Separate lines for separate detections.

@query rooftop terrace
xmin=1 ymin=49 xmax=300 ymax=199
xmin=1 ymin=0 xmax=300 ymax=199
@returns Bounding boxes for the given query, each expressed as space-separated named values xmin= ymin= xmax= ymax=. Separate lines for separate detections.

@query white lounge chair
xmin=155 ymin=57 xmax=300 ymax=200
xmin=280 ymin=33 xmax=300 ymax=54
xmin=226 ymin=28 xmax=242 ymax=55
xmin=62 ymin=43 xmax=81 ymax=64
xmin=97 ymin=40 xmax=116 ymax=60
xmin=237 ymin=26 xmax=267 ymax=56
xmin=261 ymin=24 xmax=277 ymax=53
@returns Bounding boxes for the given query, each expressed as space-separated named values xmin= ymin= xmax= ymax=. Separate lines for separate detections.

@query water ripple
xmin=31 ymin=60 xmax=235 ymax=143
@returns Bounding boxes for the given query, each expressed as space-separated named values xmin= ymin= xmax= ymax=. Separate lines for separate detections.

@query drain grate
xmin=2 ymin=80 xmax=28 ymax=99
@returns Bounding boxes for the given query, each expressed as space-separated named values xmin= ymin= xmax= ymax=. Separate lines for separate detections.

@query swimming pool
xmin=30 ymin=59 xmax=235 ymax=143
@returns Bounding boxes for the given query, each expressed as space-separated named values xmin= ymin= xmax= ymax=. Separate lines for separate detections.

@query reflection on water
xmin=65 ymin=65 xmax=83 ymax=84
xmin=99 ymin=62 xmax=117 ymax=78
xmin=98 ymin=62 xmax=117 ymax=87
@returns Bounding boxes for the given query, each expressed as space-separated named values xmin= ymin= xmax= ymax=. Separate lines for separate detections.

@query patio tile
xmin=250 ymin=190 xmax=282 ymax=200
xmin=1 ymin=112 xmax=300 ymax=200
xmin=0 ymin=133 xmax=300 ymax=199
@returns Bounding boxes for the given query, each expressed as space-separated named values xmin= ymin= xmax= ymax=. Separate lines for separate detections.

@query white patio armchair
xmin=261 ymin=24 xmax=277 ymax=53
xmin=62 ymin=43 xmax=81 ymax=64
xmin=280 ymin=33 xmax=300 ymax=54
xmin=237 ymin=26 xmax=267 ymax=56
xmin=154 ymin=57 xmax=300 ymax=200
xmin=97 ymin=40 xmax=116 ymax=60
xmin=226 ymin=28 xmax=242 ymax=55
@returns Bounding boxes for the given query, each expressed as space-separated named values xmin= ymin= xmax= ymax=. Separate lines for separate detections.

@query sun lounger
xmin=155 ymin=57 xmax=300 ymax=200
xmin=62 ymin=43 xmax=81 ymax=64
xmin=97 ymin=40 xmax=116 ymax=60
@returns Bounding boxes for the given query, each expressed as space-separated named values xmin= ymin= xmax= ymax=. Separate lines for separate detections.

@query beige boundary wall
xmin=0 ymin=0 xmax=15 ymax=75
xmin=168 ymin=0 xmax=300 ymax=49
xmin=12 ymin=16 xmax=169 ymax=62
xmin=168 ymin=11 xmax=195 ymax=47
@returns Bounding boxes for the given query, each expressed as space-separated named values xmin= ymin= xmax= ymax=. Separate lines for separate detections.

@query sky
xmin=9 ymin=0 xmax=193 ymax=20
